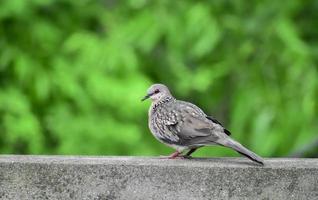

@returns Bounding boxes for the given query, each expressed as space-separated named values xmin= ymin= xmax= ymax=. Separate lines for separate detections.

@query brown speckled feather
xmin=150 ymin=99 xmax=225 ymax=147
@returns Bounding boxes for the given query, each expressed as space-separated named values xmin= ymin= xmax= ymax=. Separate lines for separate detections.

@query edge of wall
xmin=0 ymin=155 xmax=317 ymax=200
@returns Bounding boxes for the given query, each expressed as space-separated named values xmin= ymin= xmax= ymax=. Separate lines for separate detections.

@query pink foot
xmin=159 ymin=151 xmax=183 ymax=159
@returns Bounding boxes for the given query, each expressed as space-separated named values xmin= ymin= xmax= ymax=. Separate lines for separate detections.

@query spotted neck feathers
xmin=151 ymin=96 xmax=175 ymax=113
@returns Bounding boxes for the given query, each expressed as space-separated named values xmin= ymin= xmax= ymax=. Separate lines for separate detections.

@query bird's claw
xmin=181 ymin=155 xmax=193 ymax=159
xmin=159 ymin=154 xmax=192 ymax=159
xmin=159 ymin=155 xmax=184 ymax=159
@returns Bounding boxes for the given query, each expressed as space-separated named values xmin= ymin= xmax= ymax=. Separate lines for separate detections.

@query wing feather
xmin=159 ymin=101 xmax=224 ymax=146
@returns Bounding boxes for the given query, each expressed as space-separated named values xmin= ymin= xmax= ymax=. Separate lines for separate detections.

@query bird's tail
xmin=218 ymin=137 xmax=264 ymax=165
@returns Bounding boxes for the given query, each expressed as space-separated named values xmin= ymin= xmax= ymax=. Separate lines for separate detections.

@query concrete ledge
xmin=0 ymin=156 xmax=317 ymax=200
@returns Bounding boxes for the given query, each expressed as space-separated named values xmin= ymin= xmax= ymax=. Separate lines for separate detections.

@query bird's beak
xmin=141 ymin=93 xmax=151 ymax=101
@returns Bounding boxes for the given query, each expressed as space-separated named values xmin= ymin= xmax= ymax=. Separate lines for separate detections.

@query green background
xmin=0 ymin=0 xmax=317 ymax=158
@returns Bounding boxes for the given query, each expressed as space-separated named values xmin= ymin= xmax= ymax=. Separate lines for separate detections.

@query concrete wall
xmin=0 ymin=156 xmax=317 ymax=200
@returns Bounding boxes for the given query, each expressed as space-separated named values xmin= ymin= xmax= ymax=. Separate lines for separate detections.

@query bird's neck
xmin=150 ymin=96 xmax=175 ymax=114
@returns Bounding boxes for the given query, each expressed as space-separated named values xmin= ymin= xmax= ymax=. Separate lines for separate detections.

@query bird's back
xmin=149 ymin=98 xmax=226 ymax=148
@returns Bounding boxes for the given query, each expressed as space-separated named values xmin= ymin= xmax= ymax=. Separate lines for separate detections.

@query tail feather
xmin=219 ymin=138 xmax=264 ymax=165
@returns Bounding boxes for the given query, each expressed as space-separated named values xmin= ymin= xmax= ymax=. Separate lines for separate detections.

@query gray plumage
xmin=142 ymin=83 xmax=264 ymax=165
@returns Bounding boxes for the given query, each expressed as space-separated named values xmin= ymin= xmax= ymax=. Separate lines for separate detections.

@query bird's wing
xmin=206 ymin=116 xmax=231 ymax=135
xmin=162 ymin=101 xmax=226 ymax=146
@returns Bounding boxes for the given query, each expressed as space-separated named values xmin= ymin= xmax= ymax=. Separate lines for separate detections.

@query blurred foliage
xmin=0 ymin=0 xmax=317 ymax=157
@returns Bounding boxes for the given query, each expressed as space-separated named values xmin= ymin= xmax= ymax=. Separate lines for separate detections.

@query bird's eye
xmin=154 ymin=89 xmax=160 ymax=94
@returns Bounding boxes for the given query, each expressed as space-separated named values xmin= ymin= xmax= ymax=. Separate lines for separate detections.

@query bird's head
xmin=142 ymin=84 xmax=172 ymax=102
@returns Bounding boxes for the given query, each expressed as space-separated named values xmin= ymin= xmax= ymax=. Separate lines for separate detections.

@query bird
xmin=142 ymin=83 xmax=264 ymax=165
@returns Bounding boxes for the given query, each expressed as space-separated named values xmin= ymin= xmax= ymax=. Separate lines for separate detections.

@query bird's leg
xmin=182 ymin=148 xmax=198 ymax=159
xmin=168 ymin=151 xmax=182 ymax=159
xmin=160 ymin=151 xmax=182 ymax=159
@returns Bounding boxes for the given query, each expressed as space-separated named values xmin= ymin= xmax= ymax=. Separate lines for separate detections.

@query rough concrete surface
xmin=0 ymin=156 xmax=317 ymax=200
